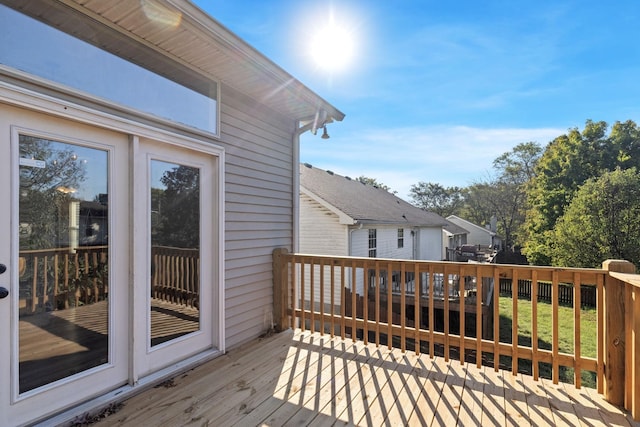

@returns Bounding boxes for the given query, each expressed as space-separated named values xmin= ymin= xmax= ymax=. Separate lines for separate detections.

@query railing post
xmin=602 ymin=259 xmax=635 ymax=407
xmin=273 ymin=248 xmax=290 ymax=332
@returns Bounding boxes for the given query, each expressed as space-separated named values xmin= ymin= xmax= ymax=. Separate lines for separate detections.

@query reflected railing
xmin=19 ymin=245 xmax=200 ymax=314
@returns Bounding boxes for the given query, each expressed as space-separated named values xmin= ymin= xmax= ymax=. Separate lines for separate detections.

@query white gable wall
xmin=447 ymin=216 xmax=494 ymax=247
xmin=299 ymin=193 xmax=348 ymax=255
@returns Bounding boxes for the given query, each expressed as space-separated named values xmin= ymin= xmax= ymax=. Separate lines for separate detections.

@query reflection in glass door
xmin=149 ymin=160 xmax=200 ymax=346
xmin=18 ymin=135 xmax=109 ymax=393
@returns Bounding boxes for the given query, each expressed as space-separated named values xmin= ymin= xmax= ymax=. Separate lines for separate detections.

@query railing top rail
xmin=287 ymin=252 xmax=607 ymax=275
xmin=19 ymin=245 xmax=109 ymax=255
xmin=609 ymin=271 xmax=640 ymax=288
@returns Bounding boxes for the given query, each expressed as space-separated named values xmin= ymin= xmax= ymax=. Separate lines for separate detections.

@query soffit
xmin=2 ymin=0 xmax=344 ymax=123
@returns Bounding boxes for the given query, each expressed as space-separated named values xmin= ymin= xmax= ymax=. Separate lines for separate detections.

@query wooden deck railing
xmin=272 ymin=249 xmax=640 ymax=421
xmin=19 ymin=245 xmax=200 ymax=314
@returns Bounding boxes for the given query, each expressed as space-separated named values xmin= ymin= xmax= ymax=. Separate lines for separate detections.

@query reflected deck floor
xmin=19 ymin=299 xmax=198 ymax=392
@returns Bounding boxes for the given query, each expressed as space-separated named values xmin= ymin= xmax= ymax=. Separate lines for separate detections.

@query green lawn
xmin=497 ymin=295 xmax=597 ymax=388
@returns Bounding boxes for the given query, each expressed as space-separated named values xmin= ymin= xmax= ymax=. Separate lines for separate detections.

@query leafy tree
xmin=493 ymin=141 xmax=542 ymax=184
xmin=523 ymin=120 xmax=640 ymax=265
xmin=152 ymin=164 xmax=200 ymax=248
xmin=460 ymin=142 xmax=542 ymax=251
xmin=19 ymin=136 xmax=87 ymax=250
xmin=409 ymin=182 xmax=464 ymax=217
xmin=356 ymin=176 xmax=395 ymax=193
xmin=551 ymin=168 xmax=640 ymax=268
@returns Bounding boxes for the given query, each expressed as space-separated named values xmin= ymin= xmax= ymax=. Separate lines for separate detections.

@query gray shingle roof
xmin=300 ymin=164 xmax=449 ymax=227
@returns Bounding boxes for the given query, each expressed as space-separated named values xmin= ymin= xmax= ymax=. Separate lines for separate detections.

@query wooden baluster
xmin=374 ymin=260 xmax=380 ymax=346
xmin=43 ymin=255 xmax=49 ymax=309
xmin=92 ymin=252 xmax=99 ymax=302
xmin=400 ymin=262 xmax=406 ymax=352
xmin=387 ymin=262 xmax=392 ymax=350
xmin=31 ymin=256 xmax=38 ymax=312
xmin=429 ymin=264 xmax=435 ymax=358
xmin=596 ymin=272 xmax=604 ymax=394
xmin=574 ymin=272 xmax=582 ymax=388
xmin=459 ymin=266 xmax=465 ymax=365
xmin=362 ymin=260 xmax=368 ymax=345
xmin=319 ymin=258 xmax=325 ymax=335
xmin=532 ymin=270 xmax=539 ymax=381
xmin=443 ymin=266 xmax=449 ymax=362
xmin=300 ymin=260 xmax=306 ymax=332
xmin=310 ymin=258 xmax=315 ymax=334
xmin=64 ymin=253 xmax=70 ymax=309
xmin=340 ymin=259 xmax=345 ymax=339
xmin=493 ymin=267 xmax=500 ymax=371
xmin=330 ymin=258 xmax=335 ymax=337
xmin=552 ymin=270 xmax=559 ymax=384
xmin=54 ymin=253 xmax=59 ymax=310
xmin=291 ymin=254 xmax=298 ymax=330
xmin=351 ymin=259 xmax=356 ymax=342
xmin=475 ymin=265 xmax=482 ymax=368
xmin=415 ymin=263 xmax=421 ymax=356
xmin=511 ymin=269 xmax=518 ymax=375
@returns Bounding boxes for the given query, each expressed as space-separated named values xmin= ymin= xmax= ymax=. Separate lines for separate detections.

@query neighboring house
xmin=300 ymin=164 xmax=449 ymax=261
xmin=442 ymin=220 xmax=469 ymax=260
xmin=446 ymin=215 xmax=502 ymax=250
xmin=0 ymin=1 xmax=343 ymax=425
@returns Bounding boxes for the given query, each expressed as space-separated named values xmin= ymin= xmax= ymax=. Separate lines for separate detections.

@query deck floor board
xmin=93 ymin=329 xmax=640 ymax=427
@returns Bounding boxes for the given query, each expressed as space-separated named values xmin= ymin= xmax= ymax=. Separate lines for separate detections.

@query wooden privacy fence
xmin=19 ymin=245 xmax=200 ymax=314
xmin=273 ymin=249 xmax=640 ymax=421
xmin=499 ymin=278 xmax=597 ymax=308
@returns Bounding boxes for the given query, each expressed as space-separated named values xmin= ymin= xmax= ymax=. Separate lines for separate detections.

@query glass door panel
xmin=134 ymin=138 xmax=216 ymax=377
xmin=18 ymin=135 xmax=110 ymax=392
xmin=150 ymin=160 xmax=200 ymax=346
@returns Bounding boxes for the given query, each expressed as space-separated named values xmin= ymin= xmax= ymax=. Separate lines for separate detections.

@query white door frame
xmin=0 ymin=109 xmax=130 ymax=425
xmin=131 ymin=135 xmax=225 ymax=379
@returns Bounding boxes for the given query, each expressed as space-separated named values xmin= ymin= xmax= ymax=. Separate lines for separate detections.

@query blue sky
xmin=194 ymin=1 xmax=640 ymax=200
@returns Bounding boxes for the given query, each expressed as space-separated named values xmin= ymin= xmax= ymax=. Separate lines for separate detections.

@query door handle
xmin=0 ymin=287 xmax=7 ymax=299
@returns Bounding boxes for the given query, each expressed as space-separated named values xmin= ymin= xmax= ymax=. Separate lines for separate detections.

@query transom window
xmin=0 ymin=4 xmax=218 ymax=134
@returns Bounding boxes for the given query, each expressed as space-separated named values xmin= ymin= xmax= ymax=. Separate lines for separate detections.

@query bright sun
xmin=310 ymin=22 xmax=355 ymax=72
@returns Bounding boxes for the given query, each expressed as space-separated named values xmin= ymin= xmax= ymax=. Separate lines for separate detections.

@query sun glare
xmin=310 ymin=21 xmax=355 ymax=72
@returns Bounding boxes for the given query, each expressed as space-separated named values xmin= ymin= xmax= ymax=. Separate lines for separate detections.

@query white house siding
xmin=417 ymin=227 xmax=444 ymax=261
xmin=220 ymin=84 xmax=296 ymax=348
xmin=299 ymin=193 xmax=348 ymax=255
xmin=467 ymin=228 xmax=494 ymax=247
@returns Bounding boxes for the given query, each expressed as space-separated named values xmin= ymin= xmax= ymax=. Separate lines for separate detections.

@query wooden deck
xmin=92 ymin=329 xmax=639 ymax=427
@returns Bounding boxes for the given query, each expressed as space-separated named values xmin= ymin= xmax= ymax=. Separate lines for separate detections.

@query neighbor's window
xmin=397 ymin=228 xmax=404 ymax=249
xmin=368 ymin=229 xmax=377 ymax=257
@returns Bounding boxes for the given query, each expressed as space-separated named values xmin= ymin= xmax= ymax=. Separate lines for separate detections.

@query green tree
xmin=551 ymin=168 xmax=640 ymax=268
xmin=460 ymin=142 xmax=542 ymax=251
xmin=409 ymin=182 xmax=464 ymax=217
xmin=19 ymin=136 xmax=87 ymax=250
xmin=356 ymin=176 xmax=395 ymax=193
xmin=523 ymin=120 xmax=640 ymax=265
xmin=152 ymin=165 xmax=200 ymax=248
